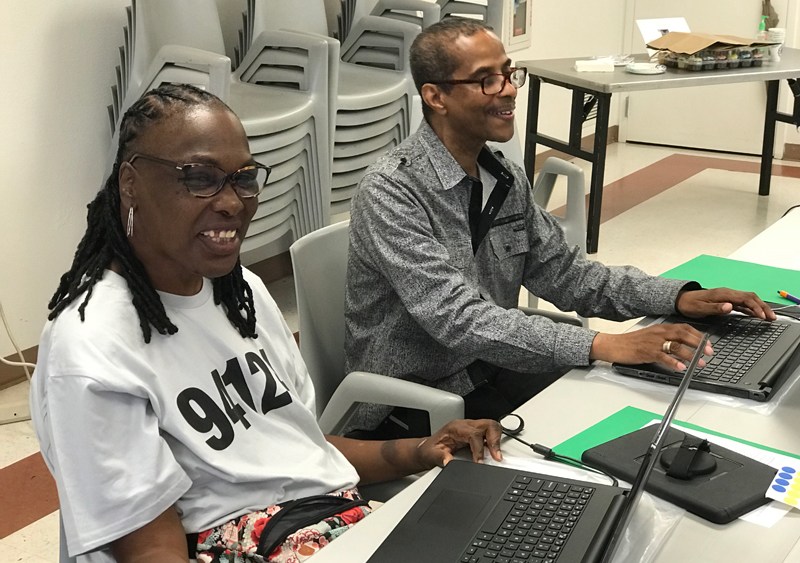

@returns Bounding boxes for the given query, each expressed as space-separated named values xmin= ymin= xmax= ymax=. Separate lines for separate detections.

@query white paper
xmin=636 ymin=17 xmax=691 ymax=56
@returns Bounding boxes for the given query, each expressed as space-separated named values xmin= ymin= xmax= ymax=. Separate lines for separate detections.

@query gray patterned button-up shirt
xmin=344 ymin=121 xmax=688 ymax=430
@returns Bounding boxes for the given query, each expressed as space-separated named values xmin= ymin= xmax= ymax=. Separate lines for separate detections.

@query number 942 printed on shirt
xmin=177 ymin=348 xmax=293 ymax=450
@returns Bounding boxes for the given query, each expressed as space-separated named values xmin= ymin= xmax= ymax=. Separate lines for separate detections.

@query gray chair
xmin=289 ymin=220 xmax=464 ymax=435
xmin=370 ymin=0 xmax=441 ymax=28
xmin=528 ymin=157 xmax=588 ymax=325
xmin=532 ymin=157 xmax=588 ymax=256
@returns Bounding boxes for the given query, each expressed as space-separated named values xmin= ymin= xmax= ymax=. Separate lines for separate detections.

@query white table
xmin=312 ymin=210 xmax=800 ymax=562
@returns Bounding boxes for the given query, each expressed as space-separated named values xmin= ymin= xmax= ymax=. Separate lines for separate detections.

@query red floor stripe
xmin=0 ymin=452 xmax=58 ymax=538
xmin=551 ymin=154 xmax=799 ymax=223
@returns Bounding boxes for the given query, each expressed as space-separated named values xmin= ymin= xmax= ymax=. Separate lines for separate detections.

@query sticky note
xmin=766 ymin=466 xmax=800 ymax=507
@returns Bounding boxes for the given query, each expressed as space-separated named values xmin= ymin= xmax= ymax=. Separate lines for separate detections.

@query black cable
xmin=502 ymin=431 xmax=620 ymax=487
xmin=781 ymin=204 xmax=800 ymax=218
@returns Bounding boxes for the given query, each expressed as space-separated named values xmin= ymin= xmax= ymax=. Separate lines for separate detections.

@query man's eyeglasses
xmin=428 ymin=67 xmax=528 ymax=95
xmin=127 ymin=153 xmax=271 ymax=199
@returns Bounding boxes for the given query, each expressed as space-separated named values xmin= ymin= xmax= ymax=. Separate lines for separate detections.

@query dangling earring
xmin=126 ymin=206 xmax=135 ymax=238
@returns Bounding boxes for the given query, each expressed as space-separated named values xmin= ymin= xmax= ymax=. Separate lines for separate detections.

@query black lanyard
xmin=468 ymin=149 xmax=514 ymax=254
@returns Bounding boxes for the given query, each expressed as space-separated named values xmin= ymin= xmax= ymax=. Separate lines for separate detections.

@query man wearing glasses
xmin=343 ymin=18 xmax=773 ymax=439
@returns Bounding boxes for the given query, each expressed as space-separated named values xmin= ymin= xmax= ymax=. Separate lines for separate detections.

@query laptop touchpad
xmin=417 ymin=489 xmax=490 ymax=529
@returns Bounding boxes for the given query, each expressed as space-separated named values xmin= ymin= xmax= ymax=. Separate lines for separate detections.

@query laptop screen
xmin=598 ymin=333 xmax=709 ymax=562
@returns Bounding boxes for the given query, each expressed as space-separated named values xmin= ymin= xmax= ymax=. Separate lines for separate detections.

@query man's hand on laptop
xmin=591 ymin=324 xmax=713 ymax=372
xmin=675 ymin=288 xmax=776 ymax=321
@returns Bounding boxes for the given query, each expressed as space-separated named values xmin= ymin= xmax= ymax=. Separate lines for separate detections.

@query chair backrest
xmin=438 ymin=0 xmax=487 ymax=20
xmin=532 ymin=156 xmax=587 ymax=254
xmin=528 ymin=157 xmax=587 ymax=322
xmin=252 ymin=0 xmax=331 ymax=38
xmin=289 ymin=220 xmax=351 ymax=416
xmin=131 ymin=0 xmax=227 ymax=92
xmin=371 ymin=0 xmax=442 ymax=28
xmin=353 ymin=0 xmax=379 ymax=23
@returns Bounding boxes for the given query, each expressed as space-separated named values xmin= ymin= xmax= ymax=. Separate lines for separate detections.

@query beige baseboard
xmin=1 ymin=347 xmax=36 ymax=390
xmin=0 ymin=398 xmax=30 ymax=425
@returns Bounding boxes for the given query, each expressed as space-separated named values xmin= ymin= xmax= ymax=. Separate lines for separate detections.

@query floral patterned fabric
xmin=195 ymin=488 xmax=371 ymax=563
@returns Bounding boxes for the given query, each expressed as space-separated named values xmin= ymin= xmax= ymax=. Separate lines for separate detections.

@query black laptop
xmin=612 ymin=314 xmax=800 ymax=401
xmin=366 ymin=338 xmax=711 ymax=563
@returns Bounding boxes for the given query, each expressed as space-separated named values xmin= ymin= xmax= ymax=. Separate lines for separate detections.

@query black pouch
xmin=256 ymin=494 xmax=370 ymax=556
xmin=190 ymin=488 xmax=371 ymax=561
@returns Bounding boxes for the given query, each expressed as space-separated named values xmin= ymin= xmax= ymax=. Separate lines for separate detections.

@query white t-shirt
xmin=30 ymin=269 xmax=360 ymax=561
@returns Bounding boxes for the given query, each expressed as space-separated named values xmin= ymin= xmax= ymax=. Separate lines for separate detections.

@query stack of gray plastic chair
xmin=107 ymin=0 xmax=231 ymax=150
xmin=438 ymin=0 xmax=488 ymax=20
xmin=365 ymin=0 xmax=441 ymax=31
xmin=110 ymin=0 xmax=331 ymax=264
xmin=247 ymin=0 xmax=421 ymax=218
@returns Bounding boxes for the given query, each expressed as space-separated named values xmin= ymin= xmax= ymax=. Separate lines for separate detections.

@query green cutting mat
xmin=661 ymin=254 xmax=800 ymax=305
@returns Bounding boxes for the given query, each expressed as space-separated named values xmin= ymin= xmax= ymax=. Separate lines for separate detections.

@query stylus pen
xmin=778 ymin=290 xmax=800 ymax=305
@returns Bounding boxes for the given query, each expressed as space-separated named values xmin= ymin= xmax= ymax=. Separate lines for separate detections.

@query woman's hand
xmin=416 ymin=418 xmax=503 ymax=467
xmin=327 ymin=418 xmax=503 ymax=485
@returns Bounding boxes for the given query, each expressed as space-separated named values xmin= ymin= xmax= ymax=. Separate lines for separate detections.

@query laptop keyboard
xmin=460 ymin=474 xmax=595 ymax=563
xmin=695 ymin=317 xmax=787 ymax=383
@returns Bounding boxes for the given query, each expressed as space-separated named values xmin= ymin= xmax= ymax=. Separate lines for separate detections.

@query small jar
xmin=738 ymin=47 xmax=753 ymax=67
xmin=728 ymin=49 xmax=740 ymax=68
xmin=714 ymin=49 xmax=729 ymax=69
xmin=677 ymin=54 xmax=688 ymax=69
xmin=702 ymin=51 xmax=716 ymax=70
xmin=687 ymin=54 xmax=703 ymax=71
xmin=752 ymin=47 xmax=765 ymax=66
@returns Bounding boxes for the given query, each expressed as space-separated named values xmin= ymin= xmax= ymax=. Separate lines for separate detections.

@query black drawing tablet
xmin=582 ymin=426 xmax=777 ymax=524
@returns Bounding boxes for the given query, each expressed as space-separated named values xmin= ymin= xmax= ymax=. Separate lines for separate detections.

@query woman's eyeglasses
xmin=127 ymin=153 xmax=271 ymax=199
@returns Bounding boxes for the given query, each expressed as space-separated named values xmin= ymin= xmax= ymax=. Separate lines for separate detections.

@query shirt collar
xmin=417 ymin=120 xmax=513 ymax=190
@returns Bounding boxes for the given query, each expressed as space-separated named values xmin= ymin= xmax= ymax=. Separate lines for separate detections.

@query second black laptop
xmin=367 ymin=338 xmax=712 ymax=563
xmin=613 ymin=314 xmax=800 ymax=401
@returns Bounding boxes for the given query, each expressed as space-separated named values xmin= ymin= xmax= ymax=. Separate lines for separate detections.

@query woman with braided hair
xmin=48 ymin=84 xmax=256 ymax=343
xmin=30 ymin=83 xmax=502 ymax=563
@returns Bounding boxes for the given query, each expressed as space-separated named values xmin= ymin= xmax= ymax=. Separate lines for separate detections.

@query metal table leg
xmin=759 ymin=80 xmax=779 ymax=196
xmin=586 ymin=93 xmax=611 ymax=254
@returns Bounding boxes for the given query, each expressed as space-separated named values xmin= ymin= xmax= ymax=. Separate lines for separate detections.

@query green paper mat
xmin=661 ymin=254 xmax=800 ymax=305
xmin=553 ymin=405 xmax=800 ymax=461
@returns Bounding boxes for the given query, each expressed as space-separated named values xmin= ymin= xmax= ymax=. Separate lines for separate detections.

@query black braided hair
xmin=48 ymin=83 xmax=258 ymax=343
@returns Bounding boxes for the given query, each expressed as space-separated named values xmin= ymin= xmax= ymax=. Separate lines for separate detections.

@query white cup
xmin=767 ymin=27 xmax=786 ymax=38
xmin=766 ymin=28 xmax=785 ymax=64
xmin=769 ymin=44 xmax=782 ymax=64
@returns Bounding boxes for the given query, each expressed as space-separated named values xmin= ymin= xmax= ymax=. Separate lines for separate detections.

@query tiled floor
xmin=1 ymin=141 xmax=799 ymax=561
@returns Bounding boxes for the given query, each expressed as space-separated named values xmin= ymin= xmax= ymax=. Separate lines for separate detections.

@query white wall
xmin=0 ymin=0 xmax=131 ymax=358
xmin=510 ymin=0 xmax=627 ymax=149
